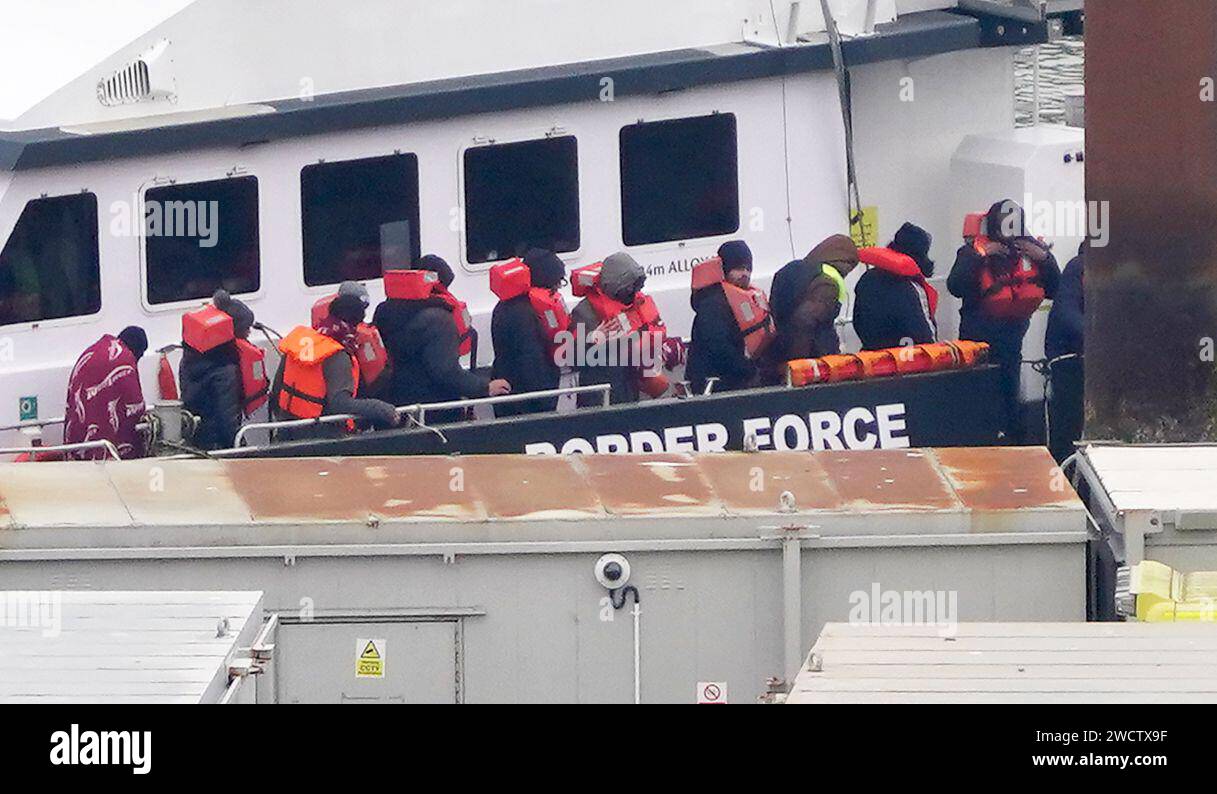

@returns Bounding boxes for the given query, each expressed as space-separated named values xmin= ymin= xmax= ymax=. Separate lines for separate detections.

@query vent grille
xmin=97 ymin=59 xmax=153 ymax=106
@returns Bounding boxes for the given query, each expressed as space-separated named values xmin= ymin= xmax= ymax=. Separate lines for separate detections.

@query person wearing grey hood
xmin=570 ymin=251 xmax=662 ymax=405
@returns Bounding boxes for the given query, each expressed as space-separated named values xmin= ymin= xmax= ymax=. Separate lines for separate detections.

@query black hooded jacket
xmin=947 ymin=200 xmax=1060 ymax=346
xmin=491 ymin=250 xmax=565 ymax=416
xmin=180 ymin=343 xmax=243 ymax=450
xmin=686 ymin=286 xmax=754 ymax=393
xmin=373 ymin=296 xmax=489 ymax=421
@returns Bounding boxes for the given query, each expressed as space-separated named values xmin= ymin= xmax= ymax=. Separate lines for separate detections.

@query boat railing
xmin=230 ymin=383 xmax=611 ymax=448
xmin=0 ymin=439 xmax=122 ymax=461
xmin=0 ymin=416 xmax=68 ymax=433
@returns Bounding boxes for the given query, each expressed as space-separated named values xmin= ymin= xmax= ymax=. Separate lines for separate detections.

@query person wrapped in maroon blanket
xmin=63 ymin=326 xmax=149 ymax=460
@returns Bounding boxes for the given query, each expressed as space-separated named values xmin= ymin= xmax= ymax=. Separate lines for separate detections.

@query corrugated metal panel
xmin=1082 ymin=445 xmax=1217 ymax=513
xmin=0 ymin=591 xmax=262 ymax=704
xmin=0 ymin=447 xmax=1081 ymax=529
xmin=788 ymin=622 xmax=1217 ymax=704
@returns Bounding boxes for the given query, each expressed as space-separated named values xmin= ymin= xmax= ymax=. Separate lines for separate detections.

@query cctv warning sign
xmin=356 ymin=638 xmax=385 ymax=679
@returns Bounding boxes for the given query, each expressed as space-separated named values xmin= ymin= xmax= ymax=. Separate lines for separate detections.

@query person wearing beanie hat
xmin=948 ymin=199 xmax=1061 ymax=442
xmin=373 ymin=254 xmax=508 ymax=422
xmin=179 ymin=290 xmax=260 ymax=450
xmin=415 ymin=254 xmax=456 ymax=288
xmin=490 ymin=248 xmax=568 ymax=416
xmin=686 ymin=240 xmax=761 ymax=393
xmin=853 ymin=221 xmax=939 ymax=351
xmin=212 ymin=289 xmax=256 ymax=339
xmin=62 ymin=328 xmax=150 ymax=460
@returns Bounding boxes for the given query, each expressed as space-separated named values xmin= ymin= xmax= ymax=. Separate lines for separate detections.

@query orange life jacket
xmin=787 ymin=341 xmax=990 ymax=387
xmin=310 ymin=294 xmax=390 ymax=385
xmin=489 ymin=258 xmax=571 ymax=355
xmin=690 ymin=257 xmax=775 ymax=359
xmin=972 ymin=237 xmax=1047 ymax=320
xmin=384 ymin=270 xmax=474 ymax=356
xmin=276 ymin=326 xmax=361 ymax=427
xmin=182 ymin=306 xmax=267 ymax=417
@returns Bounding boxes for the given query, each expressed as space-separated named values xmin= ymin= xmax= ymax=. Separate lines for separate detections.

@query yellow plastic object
xmin=1131 ymin=560 xmax=1217 ymax=622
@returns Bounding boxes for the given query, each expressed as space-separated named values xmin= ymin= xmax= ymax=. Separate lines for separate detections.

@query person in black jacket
xmin=758 ymin=235 xmax=858 ymax=385
xmin=853 ymin=222 xmax=938 ymax=350
xmin=491 ymin=248 xmax=566 ymax=416
xmin=686 ymin=240 xmax=757 ymax=393
xmin=1045 ymin=241 xmax=1086 ymax=461
xmin=180 ymin=289 xmax=253 ymax=450
xmin=373 ymin=254 xmax=509 ymax=423
xmin=947 ymin=200 xmax=1060 ymax=443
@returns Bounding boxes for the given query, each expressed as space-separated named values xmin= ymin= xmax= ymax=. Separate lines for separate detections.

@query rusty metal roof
xmin=0 ymin=447 xmax=1079 ymax=532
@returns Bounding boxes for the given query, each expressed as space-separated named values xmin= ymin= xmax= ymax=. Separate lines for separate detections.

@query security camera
xmin=594 ymin=553 xmax=631 ymax=590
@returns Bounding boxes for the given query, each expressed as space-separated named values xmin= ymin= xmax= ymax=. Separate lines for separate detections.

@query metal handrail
xmin=0 ymin=439 xmax=122 ymax=461
xmin=1 ymin=416 xmax=156 ymax=433
xmin=0 ymin=416 xmax=67 ymax=432
xmin=230 ymin=383 xmax=612 ymax=448
xmin=415 ymin=384 xmax=610 ymax=424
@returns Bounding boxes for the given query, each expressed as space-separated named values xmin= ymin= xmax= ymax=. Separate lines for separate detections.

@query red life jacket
xmin=857 ymin=246 xmax=940 ymax=318
xmin=311 ymin=294 xmax=390 ymax=385
xmin=182 ymin=306 xmax=267 ymax=417
xmin=584 ymin=287 xmax=669 ymax=398
xmin=384 ymin=270 xmax=474 ymax=356
xmin=570 ymin=261 xmax=603 ymax=297
xmin=489 ymin=259 xmax=571 ymax=355
xmin=182 ymin=306 xmax=234 ymax=353
xmin=972 ymin=236 xmax=1046 ymax=320
xmin=690 ymin=257 xmax=775 ymax=359
xmin=236 ymin=339 xmax=269 ymax=416
xmin=158 ymin=351 xmax=180 ymax=400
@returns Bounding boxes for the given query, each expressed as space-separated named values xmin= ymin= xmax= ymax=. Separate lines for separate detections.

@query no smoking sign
xmin=697 ymin=681 xmax=728 ymax=704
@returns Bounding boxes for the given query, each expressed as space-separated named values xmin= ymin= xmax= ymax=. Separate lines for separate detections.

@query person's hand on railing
xmin=488 ymin=379 xmax=512 ymax=397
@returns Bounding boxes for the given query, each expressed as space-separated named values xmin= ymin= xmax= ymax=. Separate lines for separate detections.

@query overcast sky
xmin=0 ymin=0 xmax=193 ymax=123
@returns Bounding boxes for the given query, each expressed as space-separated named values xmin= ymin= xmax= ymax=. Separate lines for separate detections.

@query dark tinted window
xmin=620 ymin=113 xmax=739 ymax=246
xmin=0 ymin=193 xmax=100 ymax=326
xmin=464 ymin=136 xmax=579 ymax=264
xmin=145 ymin=176 xmax=260 ymax=304
xmin=301 ymin=154 xmax=421 ymax=285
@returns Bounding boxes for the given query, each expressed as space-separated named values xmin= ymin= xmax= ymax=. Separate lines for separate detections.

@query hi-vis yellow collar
xmin=821 ymin=263 xmax=848 ymax=303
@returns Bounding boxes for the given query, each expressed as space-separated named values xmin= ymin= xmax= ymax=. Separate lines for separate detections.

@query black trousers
xmin=1047 ymin=355 xmax=1085 ymax=462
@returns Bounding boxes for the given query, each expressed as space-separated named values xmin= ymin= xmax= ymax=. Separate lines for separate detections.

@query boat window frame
xmin=0 ymin=188 xmax=103 ymax=332
xmin=138 ymin=168 xmax=264 ymax=313
xmin=457 ymin=128 xmax=583 ymax=272
xmin=299 ymin=150 xmax=423 ymax=290
xmin=617 ymin=110 xmax=742 ymax=251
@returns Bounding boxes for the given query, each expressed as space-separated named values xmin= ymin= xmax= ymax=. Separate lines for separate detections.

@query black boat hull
xmin=227 ymin=364 xmax=1006 ymax=458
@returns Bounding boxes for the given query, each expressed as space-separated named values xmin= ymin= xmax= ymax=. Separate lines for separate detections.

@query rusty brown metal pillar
xmin=1086 ymin=0 xmax=1217 ymax=441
